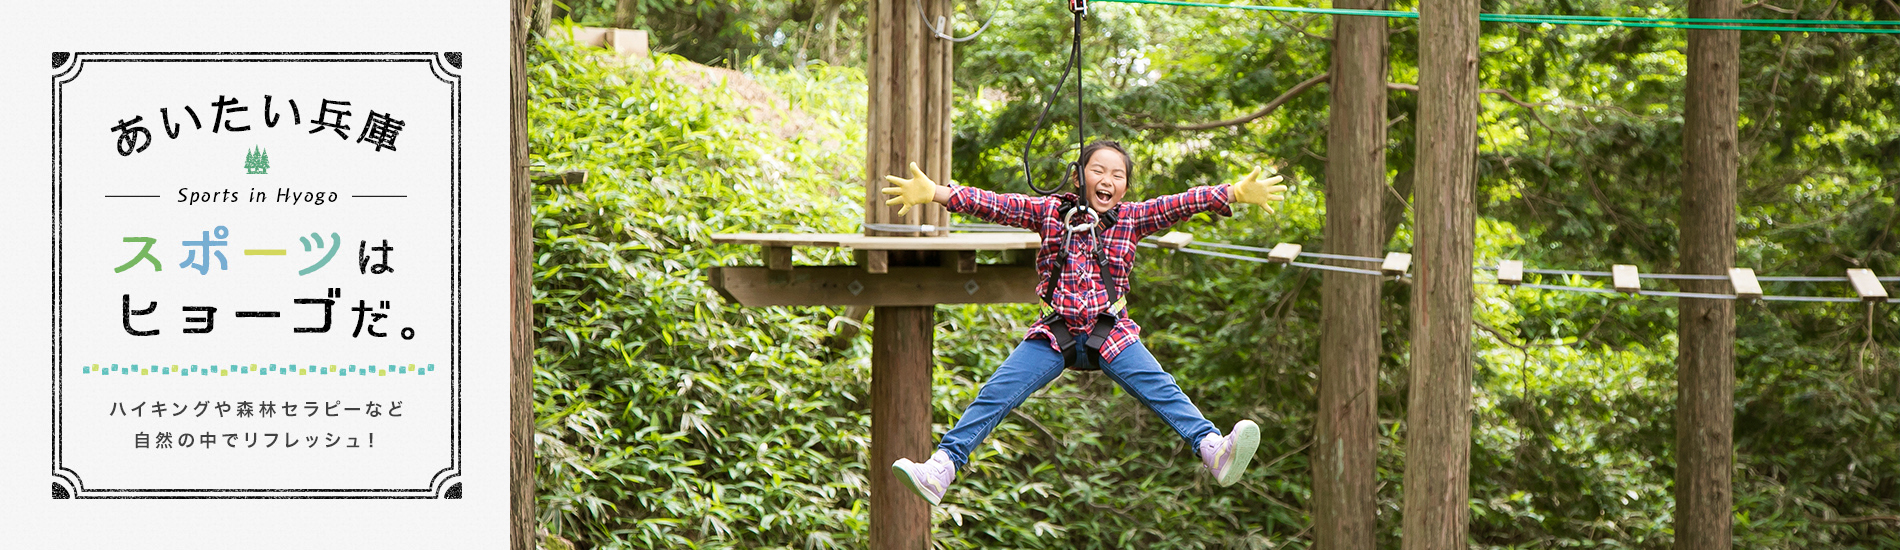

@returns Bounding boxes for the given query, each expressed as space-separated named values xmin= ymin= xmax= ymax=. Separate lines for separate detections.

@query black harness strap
xmin=1040 ymin=197 xmax=1123 ymax=371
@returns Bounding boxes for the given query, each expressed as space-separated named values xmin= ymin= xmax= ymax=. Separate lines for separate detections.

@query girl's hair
xmin=1067 ymin=140 xmax=1134 ymax=189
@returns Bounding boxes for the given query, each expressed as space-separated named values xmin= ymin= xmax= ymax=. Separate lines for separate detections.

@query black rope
xmin=1074 ymin=2 xmax=1086 ymax=195
xmin=1022 ymin=4 xmax=1088 ymax=195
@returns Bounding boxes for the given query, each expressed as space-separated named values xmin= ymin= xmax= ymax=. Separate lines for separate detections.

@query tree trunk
xmin=510 ymin=0 xmax=536 ymax=548
xmin=613 ymin=0 xmax=637 ymax=30
xmin=1677 ymin=0 xmax=1740 ymax=547
xmin=823 ymin=0 xmax=847 ymax=66
xmin=1316 ymin=1 xmax=1387 ymax=548
xmin=1382 ymin=169 xmax=1412 ymax=248
xmin=1402 ymin=0 xmax=1478 ymax=547
xmin=530 ymin=0 xmax=553 ymax=41
xmin=870 ymin=304 xmax=935 ymax=550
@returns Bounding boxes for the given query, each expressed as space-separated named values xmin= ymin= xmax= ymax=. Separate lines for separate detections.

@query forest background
xmin=527 ymin=0 xmax=1900 ymax=547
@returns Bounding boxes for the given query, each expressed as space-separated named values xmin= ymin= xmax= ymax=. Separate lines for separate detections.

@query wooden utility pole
xmin=1678 ymin=0 xmax=1740 ymax=547
xmin=866 ymin=0 xmax=953 ymax=238
xmin=864 ymin=1 xmax=953 ymax=546
xmin=1316 ymin=0 xmax=1387 ymax=548
xmin=711 ymin=4 xmax=980 ymax=549
xmin=1403 ymin=0 xmax=1478 ymax=547
xmin=510 ymin=0 xmax=537 ymax=548
xmin=871 ymin=295 xmax=936 ymax=549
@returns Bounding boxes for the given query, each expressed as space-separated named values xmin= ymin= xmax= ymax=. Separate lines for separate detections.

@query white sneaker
xmin=891 ymin=450 xmax=956 ymax=506
xmin=1198 ymin=420 xmax=1261 ymax=487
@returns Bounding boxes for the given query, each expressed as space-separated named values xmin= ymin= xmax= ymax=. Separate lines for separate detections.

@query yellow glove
xmin=1230 ymin=167 xmax=1288 ymax=212
xmin=880 ymin=162 xmax=939 ymax=216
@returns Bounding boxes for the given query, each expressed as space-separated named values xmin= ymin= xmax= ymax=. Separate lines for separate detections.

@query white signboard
xmin=54 ymin=51 xmax=465 ymax=498
xmin=2 ymin=2 xmax=511 ymax=546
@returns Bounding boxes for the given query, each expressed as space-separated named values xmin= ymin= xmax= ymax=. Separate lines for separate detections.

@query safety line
xmin=1638 ymin=289 xmax=1738 ymax=299
xmin=1185 ymin=240 xmax=1387 ymax=263
xmin=861 ymin=222 xmax=1034 ymax=233
xmin=1166 ymin=244 xmax=1395 ymax=275
xmin=916 ymin=0 xmax=996 ymax=42
xmin=1183 ymin=240 xmax=1276 ymax=254
xmin=864 ymin=224 xmax=1897 ymax=301
xmin=1640 ymin=273 xmax=1730 ymax=281
xmin=1519 ymin=282 xmax=1618 ymax=295
xmin=1761 ymin=295 xmax=1863 ymax=303
xmin=1525 ymin=267 xmax=1613 ymax=277
xmin=1173 ymin=245 xmax=1274 ymax=263
xmin=1290 ymin=260 xmax=1387 ymax=276
xmin=1298 ymin=251 xmax=1386 ymax=264
xmin=1091 ymin=0 xmax=1900 ymax=34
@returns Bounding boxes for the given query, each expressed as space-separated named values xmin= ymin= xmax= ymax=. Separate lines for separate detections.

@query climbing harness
xmin=1020 ymin=0 xmax=1123 ymax=370
xmin=1038 ymin=196 xmax=1132 ymax=371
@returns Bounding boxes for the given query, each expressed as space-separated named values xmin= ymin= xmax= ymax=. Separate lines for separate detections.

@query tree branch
xmin=1743 ymin=1 xmax=1799 ymax=13
xmin=1134 ymin=73 xmax=1331 ymax=131
xmin=1387 ymin=82 xmax=1556 ymax=134
xmin=1265 ymin=9 xmax=1332 ymax=42
xmin=1815 ymin=514 xmax=1900 ymax=524
xmin=1009 ymin=409 xmax=1061 ymax=448
xmin=1475 ymin=320 xmax=1556 ymax=351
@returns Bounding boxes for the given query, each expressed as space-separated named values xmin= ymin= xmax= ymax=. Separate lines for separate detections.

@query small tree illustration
xmin=245 ymin=146 xmax=270 ymax=174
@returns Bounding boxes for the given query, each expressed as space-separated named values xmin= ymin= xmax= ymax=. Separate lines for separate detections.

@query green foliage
xmin=531 ymin=33 xmax=872 ymax=548
xmin=558 ymin=0 xmax=869 ymax=68
xmin=532 ymin=0 xmax=1900 ymax=547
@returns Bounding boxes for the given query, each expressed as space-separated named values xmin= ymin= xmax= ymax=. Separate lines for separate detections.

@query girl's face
xmin=1082 ymin=148 xmax=1129 ymax=213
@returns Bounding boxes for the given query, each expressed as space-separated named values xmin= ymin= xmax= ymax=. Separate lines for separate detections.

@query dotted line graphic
xmin=81 ymin=364 xmax=436 ymax=376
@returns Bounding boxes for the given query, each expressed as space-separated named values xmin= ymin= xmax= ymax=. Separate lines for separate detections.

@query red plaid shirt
xmin=945 ymin=184 xmax=1233 ymax=362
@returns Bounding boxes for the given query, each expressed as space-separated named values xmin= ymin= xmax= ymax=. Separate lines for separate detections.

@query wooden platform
xmin=709 ymin=266 xmax=1040 ymax=306
xmin=708 ymin=232 xmax=1044 ymax=304
xmin=712 ymin=232 xmax=1042 ymax=250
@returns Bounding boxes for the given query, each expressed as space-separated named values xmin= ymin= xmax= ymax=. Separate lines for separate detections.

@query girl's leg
xmin=1096 ymin=340 xmax=1220 ymax=448
xmin=936 ymin=339 xmax=1069 ymax=469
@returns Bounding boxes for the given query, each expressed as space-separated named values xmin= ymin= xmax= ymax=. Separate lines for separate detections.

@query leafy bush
xmin=531 ymin=33 xmax=871 ymax=549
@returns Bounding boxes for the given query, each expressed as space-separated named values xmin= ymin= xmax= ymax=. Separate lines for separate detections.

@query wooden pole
xmin=865 ymin=0 xmax=952 ymax=236
xmin=1403 ymin=0 xmax=1477 ymax=547
xmin=864 ymin=0 xmax=953 ymax=547
xmin=870 ymin=300 xmax=935 ymax=550
xmin=1316 ymin=0 xmax=1387 ymax=547
xmin=510 ymin=0 xmax=537 ymax=547
xmin=1677 ymin=0 xmax=1740 ymax=547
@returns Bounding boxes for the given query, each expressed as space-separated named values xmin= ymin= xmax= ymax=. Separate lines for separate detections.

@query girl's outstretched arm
xmin=883 ymin=162 xmax=1057 ymax=229
xmin=1121 ymin=168 xmax=1288 ymax=239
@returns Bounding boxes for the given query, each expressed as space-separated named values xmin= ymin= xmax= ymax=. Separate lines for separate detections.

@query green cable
xmin=1093 ymin=0 xmax=1900 ymax=34
xmin=1480 ymin=12 xmax=1900 ymax=26
xmin=1482 ymin=15 xmax=1900 ymax=33
xmin=1095 ymin=0 xmax=1419 ymax=19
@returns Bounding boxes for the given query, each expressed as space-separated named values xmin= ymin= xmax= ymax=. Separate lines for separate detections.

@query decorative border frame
xmin=50 ymin=52 xmax=464 ymax=499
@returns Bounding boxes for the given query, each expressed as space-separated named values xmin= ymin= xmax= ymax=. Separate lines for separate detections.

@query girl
xmin=879 ymin=140 xmax=1288 ymax=505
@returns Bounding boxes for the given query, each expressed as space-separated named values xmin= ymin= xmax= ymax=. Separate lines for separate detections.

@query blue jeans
xmin=936 ymin=339 xmax=1221 ymax=469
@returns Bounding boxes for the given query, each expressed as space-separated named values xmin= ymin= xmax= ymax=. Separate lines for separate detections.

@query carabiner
xmin=1063 ymin=205 xmax=1099 ymax=233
